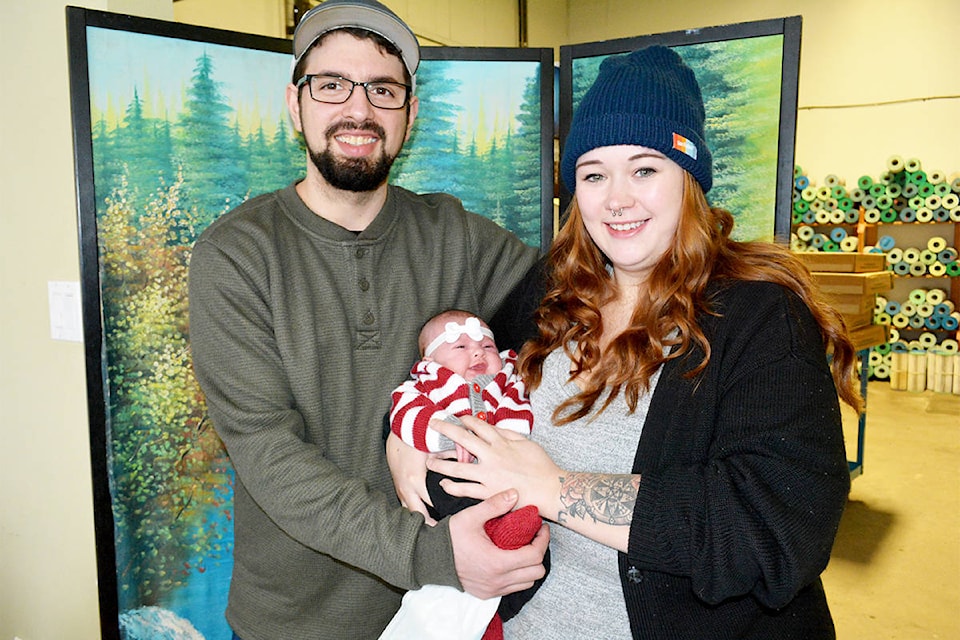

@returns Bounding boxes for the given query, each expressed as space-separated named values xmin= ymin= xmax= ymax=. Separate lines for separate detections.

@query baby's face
xmin=428 ymin=332 xmax=502 ymax=381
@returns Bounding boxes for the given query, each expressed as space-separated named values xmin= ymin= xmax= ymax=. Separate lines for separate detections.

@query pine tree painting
xmin=85 ymin=27 xmax=298 ymax=640
xmin=392 ymin=59 xmax=546 ymax=249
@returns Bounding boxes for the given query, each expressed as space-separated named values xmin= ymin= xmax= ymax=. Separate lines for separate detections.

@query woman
xmin=389 ymin=45 xmax=860 ymax=639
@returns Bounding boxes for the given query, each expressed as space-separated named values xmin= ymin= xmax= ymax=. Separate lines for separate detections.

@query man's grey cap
xmin=292 ymin=0 xmax=420 ymax=79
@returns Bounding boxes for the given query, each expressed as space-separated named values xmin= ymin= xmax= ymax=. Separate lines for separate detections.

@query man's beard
xmin=309 ymin=121 xmax=397 ymax=192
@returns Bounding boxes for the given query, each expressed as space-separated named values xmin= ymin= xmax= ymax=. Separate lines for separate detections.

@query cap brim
xmin=293 ymin=4 xmax=420 ymax=78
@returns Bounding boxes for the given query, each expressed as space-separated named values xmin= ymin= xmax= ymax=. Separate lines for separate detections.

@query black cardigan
xmin=491 ymin=260 xmax=849 ymax=639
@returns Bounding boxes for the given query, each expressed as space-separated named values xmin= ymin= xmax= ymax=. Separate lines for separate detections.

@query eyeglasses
xmin=296 ymin=74 xmax=411 ymax=110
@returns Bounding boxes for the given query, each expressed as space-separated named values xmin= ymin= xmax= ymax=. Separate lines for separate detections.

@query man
xmin=188 ymin=1 xmax=546 ymax=638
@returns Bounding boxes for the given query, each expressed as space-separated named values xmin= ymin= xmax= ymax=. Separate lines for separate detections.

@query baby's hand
xmin=455 ymin=442 xmax=476 ymax=464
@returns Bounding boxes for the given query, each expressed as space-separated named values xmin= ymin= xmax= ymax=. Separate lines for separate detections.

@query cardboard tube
xmin=840 ymin=236 xmax=859 ymax=252
xmin=908 ymin=289 xmax=928 ymax=304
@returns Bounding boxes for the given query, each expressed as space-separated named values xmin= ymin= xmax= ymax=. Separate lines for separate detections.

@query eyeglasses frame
xmin=295 ymin=74 xmax=412 ymax=110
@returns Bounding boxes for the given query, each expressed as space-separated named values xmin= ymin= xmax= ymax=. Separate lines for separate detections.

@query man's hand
xmin=385 ymin=432 xmax=436 ymax=525
xmin=449 ymin=490 xmax=549 ymax=600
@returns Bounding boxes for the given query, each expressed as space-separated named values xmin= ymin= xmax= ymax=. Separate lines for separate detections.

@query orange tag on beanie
xmin=673 ymin=132 xmax=698 ymax=160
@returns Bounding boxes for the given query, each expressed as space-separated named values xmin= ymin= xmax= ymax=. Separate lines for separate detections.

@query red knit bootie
xmin=483 ymin=505 xmax=542 ymax=550
xmin=479 ymin=505 xmax=543 ymax=640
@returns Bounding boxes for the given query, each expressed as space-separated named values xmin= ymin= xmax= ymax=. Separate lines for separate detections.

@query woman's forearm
xmin=551 ymin=471 xmax=640 ymax=553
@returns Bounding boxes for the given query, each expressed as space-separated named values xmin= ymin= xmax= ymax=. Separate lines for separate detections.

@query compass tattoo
xmin=556 ymin=471 xmax=641 ymax=526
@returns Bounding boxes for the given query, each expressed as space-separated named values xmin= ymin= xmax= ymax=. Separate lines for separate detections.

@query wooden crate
xmin=842 ymin=309 xmax=876 ymax=330
xmin=812 ymin=271 xmax=893 ymax=296
xmin=821 ymin=292 xmax=877 ymax=315
xmin=847 ymin=323 xmax=889 ymax=352
xmin=807 ymin=270 xmax=893 ymax=330
xmin=795 ymin=252 xmax=887 ymax=273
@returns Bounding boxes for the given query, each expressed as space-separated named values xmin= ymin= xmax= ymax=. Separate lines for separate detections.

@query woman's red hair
xmin=518 ymin=173 xmax=862 ymax=424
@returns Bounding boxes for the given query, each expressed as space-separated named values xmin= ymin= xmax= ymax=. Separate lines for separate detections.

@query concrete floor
xmin=824 ymin=382 xmax=960 ymax=639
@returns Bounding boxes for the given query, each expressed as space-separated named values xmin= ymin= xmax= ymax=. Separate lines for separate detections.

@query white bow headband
xmin=424 ymin=317 xmax=494 ymax=357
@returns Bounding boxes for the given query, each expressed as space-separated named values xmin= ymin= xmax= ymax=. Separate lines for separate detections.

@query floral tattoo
xmin=557 ymin=472 xmax=641 ymax=526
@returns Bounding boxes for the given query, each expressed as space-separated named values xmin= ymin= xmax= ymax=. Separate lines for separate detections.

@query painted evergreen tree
xmin=92 ymin=113 xmax=119 ymax=215
xmin=269 ymin=116 xmax=306 ymax=189
xmin=175 ymin=51 xmax=247 ymax=229
xmin=390 ymin=60 xmax=463 ymax=195
xmin=507 ymin=72 xmax=544 ymax=247
xmin=455 ymin=135 xmax=488 ymax=217
xmin=244 ymin=122 xmax=274 ymax=199
xmin=485 ymin=135 xmax=514 ymax=233
xmin=124 ymin=90 xmax=174 ymax=215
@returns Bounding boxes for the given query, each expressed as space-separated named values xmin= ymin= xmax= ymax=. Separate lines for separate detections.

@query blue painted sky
xmin=86 ymin=27 xmax=540 ymax=141
xmin=87 ymin=27 xmax=291 ymax=133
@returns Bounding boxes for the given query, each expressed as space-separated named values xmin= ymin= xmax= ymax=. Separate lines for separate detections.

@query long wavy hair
xmin=518 ymin=172 xmax=862 ymax=424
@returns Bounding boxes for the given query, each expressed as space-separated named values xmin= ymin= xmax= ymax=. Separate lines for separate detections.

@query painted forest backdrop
xmin=78 ymin=20 xmax=546 ymax=640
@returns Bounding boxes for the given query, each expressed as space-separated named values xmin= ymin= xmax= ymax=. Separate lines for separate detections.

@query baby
xmin=383 ymin=310 xmax=545 ymax=640
xmin=391 ymin=310 xmax=534 ymax=465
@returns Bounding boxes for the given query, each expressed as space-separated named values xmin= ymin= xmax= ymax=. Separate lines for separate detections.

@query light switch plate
xmin=48 ymin=280 xmax=84 ymax=343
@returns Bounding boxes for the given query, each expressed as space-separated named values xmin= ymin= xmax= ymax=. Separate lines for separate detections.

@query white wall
xmin=1 ymin=1 xmax=956 ymax=638
xmin=1 ymin=3 xmax=172 ymax=638
xmin=173 ymin=0 xmax=525 ymax=46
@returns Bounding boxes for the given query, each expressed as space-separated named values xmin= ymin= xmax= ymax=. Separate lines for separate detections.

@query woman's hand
xmin=426 ymin=415 xmax=563 ymax=522
xmin=385 ymin=432 xmax=437 ymax=525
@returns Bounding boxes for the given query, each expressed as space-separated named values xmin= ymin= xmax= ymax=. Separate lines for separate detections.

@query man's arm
xmin=188 ymin=234 xmax=458 ymax=589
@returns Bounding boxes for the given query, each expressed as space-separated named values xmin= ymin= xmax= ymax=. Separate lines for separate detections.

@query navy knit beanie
xmin=561 ymin=45 xmax=713 ymax=194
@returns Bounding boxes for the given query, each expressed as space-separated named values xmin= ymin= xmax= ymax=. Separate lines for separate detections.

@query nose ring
xmin=611 ymin=208 xmax=624 ymax=217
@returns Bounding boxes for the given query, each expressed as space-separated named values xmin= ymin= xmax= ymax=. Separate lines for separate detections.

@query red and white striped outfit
xmin=390 ymin=350 xmax=533 ymax=452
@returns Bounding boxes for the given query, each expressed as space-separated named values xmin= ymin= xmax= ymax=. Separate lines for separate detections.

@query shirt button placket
xmin=355 ymin=245 xmax=378 ymax=338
